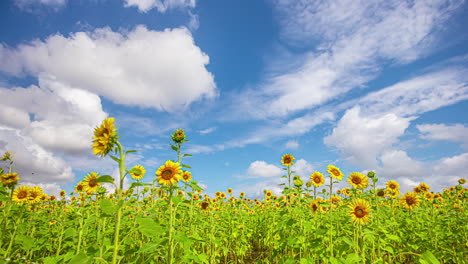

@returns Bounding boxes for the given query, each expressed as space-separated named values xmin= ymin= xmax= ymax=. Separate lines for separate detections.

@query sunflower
xmin=239 ymin=192 xmax=245 ymax=198
xmin=310 ymin=172 xmax=325 ymax=187
xmin=281 ymin=154 xmax=295 ymax=166
xmin=171 ymin=129 xmax=186 ymax=144
xmin=82 ymin=172 xmax=102 ymax=193
xmin=27 ymin=186 xmax=43 ymax=204
xmin=310 ymin=201 xmax=320 ymax=213
xmin=60 ymin=190 xmax=66 ymax=198
xmin=130 ymin=165 xmax=146 ymax=181
xmin=0 ymin=151 xmax=11 ymax=161
xmin=265 ymin=190 xmax=273 ymax=197
xmin=347 ymin=172 xmax=369 ymax=189
xmin=180 ymin=171 xmax=192 ymax=182
xmin=400 ymin=192 xmax=420 ymax=210
xmin=227 ymin=188 xmax=233 ymax=195
xmin=348 ymin=198 xmax=372 ymax=225
xmin=12 ymin=185 xmax=30 ymax=203
xmin=327 ymin=165 xmax=344 ymax=181
xmin=459 ymin=178 xmax=466 ymax=184
xmin=418 ymin=183 xmax=430 ymax=193
xmin=386 ymin=180 xmax=400 ymax=191
xmin=75 ymin=182 xmax=85 ymax=193
xmin=156 ymin=161 xmax=182 ymax=186
xmin=342 ymin=187 xmax=351 ymax=196
xmin=376 ymin=188 xmax=386 ymax=198
xmin=413 ymin=186 xmax=422 ymax=194
xmin=92 ymin=117 xmax=118 ymax=157
xmin=387 ymin=189 xmax=400 ymax=199
xmin=1 ymin=173 xmax=20 ymax=186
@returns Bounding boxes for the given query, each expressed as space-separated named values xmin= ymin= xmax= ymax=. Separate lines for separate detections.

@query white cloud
xmin=324 ymin=106 xmax=413 ymax=168
xmin=285 ymin=140 xmax=299 ymax=149
xmin=14 ymin=0 xmax=66 ymax=12
xmin=0 ymin=25 xmax=216 ymax=112
xmin=417 ymin=123 xmax=468 ymax=148
xmin=231 ymin=0 xmax=462 ymax=119
xmin=188 ymin=11 xmax=200 ymax=31
xmin=123 ymin=0 xmax=196 ymax=13
xmin=246 ymin=161 xmax=283 ymax=178
xmin=198 ymin=127 xmax=216 ymax=135
xmin=291 ymin=158 xmax=314 ymax=179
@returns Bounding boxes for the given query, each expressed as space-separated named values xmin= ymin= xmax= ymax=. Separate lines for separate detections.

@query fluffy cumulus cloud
xmin=324 ymin=106 xmax=413 ymax=168
xmin=246 ymin=161 xmax=283 ymax=178
xmin=123 ymin=0 xmax=196 ymax=13
xmin=0 ymin=25 xmax=216 ymax=112
xmin=232 ymin=0 xmax=463 ymax=119
xmin=291 ymin=159 xmax=313 ymax=179
xmin=417 ymin=123 xmax=468 ymax=148
xmin=285 ymin=140 xmax=299 ymax=149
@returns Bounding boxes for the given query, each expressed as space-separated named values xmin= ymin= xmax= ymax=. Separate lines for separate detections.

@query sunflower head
xmin=418 ymin=183 xmax=430 ymax=193
xmin=459 ymin=178 xmax=466 ymax=185
xmin=171 ymin=129 xmax=187 ymax=144
xmin=386 ymin=180 xmax=400 ymax=191
xmin=327 ymin=165 xmax=344 ymax=181
xmin=155 ymin=160 xmax=182 ymax=186
xmin=27 ymin=186 xmax=43 ymax=204
xmin=12 ymin=185 xmax=30 ymax=203
xmin=347 ymin=172 xmax=369 ymax=189
xmin=92 ymin=118 xmax=118 ymax=157
xmin=227 ymin=188 xmax=233 ymax=195
xmin=376 ymin=188 xmax=386 ymax=197
xmin=348 ymin=198 xmax=373 ymax=225
xmin=0 ymin=151 xmax=12 ymax=161
xmin=130 ymin=165 xmax=146 ymax=181
xmin=310 ymin=172 xmax=325 ymax=187
xmin=180 ymin=171 xmax=192 ymax=182
xmin=400 ymin=192 xmax=420 ymax=210
xmin=342 ymin=187 xmax=352 ymax=196
xmin=281 ymin=154 xmax=295 ymax=167
xmin=1 ymin=172 xmax=20 ymax=187
xmin=83 ymin=172 xmax=102 ymax=193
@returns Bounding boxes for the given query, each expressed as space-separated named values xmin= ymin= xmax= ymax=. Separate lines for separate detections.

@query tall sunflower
xmin=386 ymin=180 xmax=400 ymax=191
xmin=1 ymin=172 xmax=19 ymax=186
xmin=171 ymin=129 xmax=186 ymax=144
xmin=347 ymin=172 xmax=369 ymax=189
xmin=348 ymin=198 xmax=372 ymax=225
xmin=327 ymin=165 xmax=344 ymax=181
xmin=281 ymin=154 xmax=295 ymax=166
xmin=418 ymin=183 xmax=430 ymax=193
xmin=310 ymin=172 xmax=325 ymax=187
xmin=400 ymin=192 xmax=420 ymax=210
xmin=12 ymin=185 xmax=30 ymax=203
xmin=92 ymin=117 xmax=118 ymax=157
xmin=155 ymin=161 xmax=182 ymax=186
xmin=83 ymin=172 xmax=102 ymax=193
xmin=130 ymin=165 xmax=146 ymax=180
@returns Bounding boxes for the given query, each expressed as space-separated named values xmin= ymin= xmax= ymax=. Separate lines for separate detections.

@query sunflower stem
xmin=111 ymin=141 xmax=126 ymax=264
xmin=329 ymin=175 xmax=333 ymax=258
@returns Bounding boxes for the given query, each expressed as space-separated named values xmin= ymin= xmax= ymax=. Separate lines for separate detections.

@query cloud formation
xmin=123 ymin=0 xmax=196 ymax=13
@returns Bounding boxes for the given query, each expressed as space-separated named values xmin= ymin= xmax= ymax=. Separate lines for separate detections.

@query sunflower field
xmin=0 ymin=118 xmax=467 ymax=264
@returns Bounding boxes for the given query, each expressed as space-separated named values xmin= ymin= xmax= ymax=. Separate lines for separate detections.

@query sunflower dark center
xmin=162 ymin=169 xmax=174 ymax=180
xmin=18 ymin=191 xmax=28 ymax=199
xmin=354 ymin=206 xmax=366 ymax=218
xmin=331 ymin=169 xmax=340 ymax=176
xmin=89 ymin=181 xmax=97 ymax=188
xmin=389 ymin=184 xmax=396 ymax=189
xmin=311 ymin=204 xmax=318 ymax=211
xmin=406 ymin=197 xmax=415 ymax=205
xmin=77 ymin=185 xmax=84 ymax=191
xmin=352 ymin=177 xmax=361 ymax=184
xmin=313 ymin=177 xmax=321 ymax=183
xmin=284 ymin=157 xmax=291 ymax=164
xmin=377 ymin=190 xmax=385 ymax=197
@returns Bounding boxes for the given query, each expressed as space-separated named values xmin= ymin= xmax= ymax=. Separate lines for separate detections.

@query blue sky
xmin=0 ymin=0 xmax=467 ymax=197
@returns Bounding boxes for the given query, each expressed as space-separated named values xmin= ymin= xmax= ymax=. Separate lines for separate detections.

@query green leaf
xmin=130 ymin=182 xmax=152 ymax=188
xmin=345 ymin=253 xmax=361 ymax=263
xmin=182 ymin=164 xmax=192 ymax=169
xmin=183 ymin=154 xmax=193 ymax=157
xmin=136 ymin=217 xmax=164 ymax=237
xmin=95 ymin=175 xmax=115 ymax=184
xmin=125 ymin=150 xmax=137 ymax=154
xmin=420 ymin=251 xmax=440 ymax=264
xmin=385 ymin=234 xmax=400 ymax=242
xmin=68 ymin=253 xmax=92 ymax=264
xmin=171 ymin=144 xmax=178 ymax=151
xmin=109 ymin=155 xmax=121 ymax=163
xmin=99 ymin=199 xmax=118 ymax=215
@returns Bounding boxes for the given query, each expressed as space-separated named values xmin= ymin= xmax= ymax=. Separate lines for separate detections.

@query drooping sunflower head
xmin=386 ymin=180 xmax=400 ymax=191
xmin=347 ymin=172 xmax=369 ymax=189
xmin=400 ymin=192 xmax=420 ymax=210
xmin=180 ymin=171 xmax=192 ymax=182
xmin=130 ymin=165 xmax=146 ymax=181
xmin=0 ymin=151 xmax=12 ymax=161
xmin=376 ymin=188 xmax=386 ymax=197
xmin=1 ymin=172 xmax=20 ymax=187
xmin=156 ymin=160 xmax=182 ymax=186
xmin=459 ymin=178 xmax=466 ymax=184
xmin=310 ymin=172 xmax=325 ymax=187
xmin=92 ymin=118 xmax=118 ymax=157
xmin=83 ymin=172 xmax=102 ymax=193
xmin=281 ymin=154 xmax=295 ymax=167
xmin=348 ymin=198 xmax=373 ymax=225
xmin=171 ymin=129 xmax=187 ymax=144
xmin=418 ymin=182 xmax=430 ymax=193
xmin=413 ymin=186 xmax=422 ymax=194
xmin=12 ymin=185 xmax=30 ymax=203
xmin=327 ymin=165 xmax=344 ymax=181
